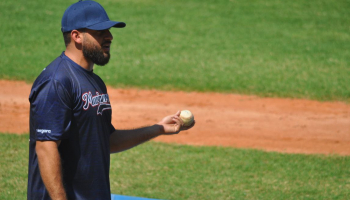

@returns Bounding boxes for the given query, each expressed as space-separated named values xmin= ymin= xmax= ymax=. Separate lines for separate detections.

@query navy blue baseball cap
xmin=61 ymin=0 xmax=126 ymax=32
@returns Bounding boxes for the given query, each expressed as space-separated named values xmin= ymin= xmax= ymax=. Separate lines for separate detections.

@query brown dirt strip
xmin=1 ymin=80 xmax=349 ymax=155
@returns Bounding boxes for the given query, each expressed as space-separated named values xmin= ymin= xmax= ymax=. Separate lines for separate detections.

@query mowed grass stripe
xmin=1 ymin=133 xmax=349 ymax=200
xmin=0 ymin=0 xmax=349 ymax=102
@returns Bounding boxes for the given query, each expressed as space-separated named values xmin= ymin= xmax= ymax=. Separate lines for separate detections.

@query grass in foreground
xmin=0 ymin=0 xmax=349 ymax=102
xmin=1 ymin=133 xmax=350 ymax=200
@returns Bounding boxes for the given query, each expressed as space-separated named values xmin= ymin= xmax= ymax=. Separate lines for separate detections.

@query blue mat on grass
xmin=111 ymin=194 xmax=163 ymax=200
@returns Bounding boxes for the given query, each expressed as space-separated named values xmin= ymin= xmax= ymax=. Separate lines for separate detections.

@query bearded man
xmin=27 ymin=1 xmax=194 ymax=200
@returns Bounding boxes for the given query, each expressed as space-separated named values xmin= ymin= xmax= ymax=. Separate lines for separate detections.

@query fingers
xmin=175 ymin=110 xmax=181 ymax=116
xmin=172 ymin=115 xmax=183 ymax=124
xmin=172 ymin=116 xmax=183 ymax=132
xmin=172 ymin=116 xmax=196 ymax=132
xmin=161 ymin=115 xmax=183 ymax=134
xmin=160 ymin=111 xmax=195 ymax=135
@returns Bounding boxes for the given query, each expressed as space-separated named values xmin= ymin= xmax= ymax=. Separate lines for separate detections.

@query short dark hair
xmin=63 ymin=31 xmax=71 ymax=47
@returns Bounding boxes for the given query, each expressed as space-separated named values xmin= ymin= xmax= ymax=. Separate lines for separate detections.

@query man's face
xmin=82 ymin=29 xmax=113 ymax=66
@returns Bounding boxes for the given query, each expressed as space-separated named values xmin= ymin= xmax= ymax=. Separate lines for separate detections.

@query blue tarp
xmin=111 ymin=194 xmax=163 ymax=200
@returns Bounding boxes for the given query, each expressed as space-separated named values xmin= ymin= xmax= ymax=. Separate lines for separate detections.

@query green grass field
xmin=0 ymin=0 xmax=349 ymax=102
xmin=1 ymin=134 xmax=350 ymax=200
xmin=1 ymin=0 xmax=350 ymax=199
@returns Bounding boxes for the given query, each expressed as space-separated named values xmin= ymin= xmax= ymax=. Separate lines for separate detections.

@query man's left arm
xmin=110 ymin=111 xmax=194 ymax=153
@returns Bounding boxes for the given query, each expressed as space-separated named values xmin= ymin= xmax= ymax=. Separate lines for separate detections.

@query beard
xmin=82 ymin=38 xmax=110 ymax=66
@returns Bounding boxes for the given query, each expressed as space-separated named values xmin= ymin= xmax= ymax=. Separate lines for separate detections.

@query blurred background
xmin=1 ymin=0 xmax=349 ymax=101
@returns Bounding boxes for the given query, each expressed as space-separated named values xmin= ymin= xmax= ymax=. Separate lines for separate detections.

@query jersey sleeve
xmin=29 ymin=79 xmax=73 ymax=141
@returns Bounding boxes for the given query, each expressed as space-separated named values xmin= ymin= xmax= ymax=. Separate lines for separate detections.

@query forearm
xmin=110 ymin=124 xmax=164 ymax=153
xmin=36 ymin=141 xmax=67 ymax=200
xmin=110 ymin=111 xmax=194 ymax=153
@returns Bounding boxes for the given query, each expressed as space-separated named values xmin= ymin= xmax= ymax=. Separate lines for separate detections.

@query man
xmin=27 ymin=1 xmax=194 ymax=199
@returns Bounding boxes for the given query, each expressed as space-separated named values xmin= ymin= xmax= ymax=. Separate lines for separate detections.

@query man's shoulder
xmin=45 ymin=55 xmax=72 ymax=79
xmin=30 ymin=57 xmax=74 ymax=99
xmin=33 ymin=55 xmax=73 ymax=85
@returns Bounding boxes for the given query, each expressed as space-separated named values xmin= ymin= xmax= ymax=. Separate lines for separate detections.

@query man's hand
xmin=157 ymin=111 xmax=195 ymax=135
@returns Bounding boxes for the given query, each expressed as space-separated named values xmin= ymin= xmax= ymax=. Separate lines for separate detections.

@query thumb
xmin=175 ymin=110 xmax=181 ymax=116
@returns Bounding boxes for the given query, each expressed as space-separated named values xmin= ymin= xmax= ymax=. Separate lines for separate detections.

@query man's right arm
xmin=36 ymin=140 xmax=67 ymax=200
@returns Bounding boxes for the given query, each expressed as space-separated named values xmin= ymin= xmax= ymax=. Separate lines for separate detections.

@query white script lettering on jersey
xmin=82 ymin=91 xmax=112 ymax=115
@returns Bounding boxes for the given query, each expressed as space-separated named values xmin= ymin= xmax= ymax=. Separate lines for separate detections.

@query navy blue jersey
xmin=27 ymin=52 xmax=116 ymax=200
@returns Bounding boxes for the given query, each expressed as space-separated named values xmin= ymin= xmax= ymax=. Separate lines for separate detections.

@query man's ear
xmin=70 ymin=30 xmax=83 ymax=44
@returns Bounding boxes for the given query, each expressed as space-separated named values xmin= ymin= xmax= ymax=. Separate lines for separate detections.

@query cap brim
xmin=87 ymin=21 xmax=126 ymax=30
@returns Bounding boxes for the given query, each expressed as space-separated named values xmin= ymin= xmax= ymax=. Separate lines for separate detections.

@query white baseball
xmin=180 ymin=110 xmax=194 ymax=126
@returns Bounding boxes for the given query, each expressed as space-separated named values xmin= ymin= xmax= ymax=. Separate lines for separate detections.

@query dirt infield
xmin=1 ymin=80 xmax=349 ymax=155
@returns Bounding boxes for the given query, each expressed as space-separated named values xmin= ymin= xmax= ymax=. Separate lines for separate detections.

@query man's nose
xmin=105 ymin=29 xmax=113 ymax=41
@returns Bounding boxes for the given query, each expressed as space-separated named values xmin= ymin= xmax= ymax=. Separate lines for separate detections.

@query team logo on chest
xmin=82 ymin=91 xmax=111 ymax=115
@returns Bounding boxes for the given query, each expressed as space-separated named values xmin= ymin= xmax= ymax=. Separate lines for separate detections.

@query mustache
xmin=102 ymin=41 xmax=112 ymax=46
